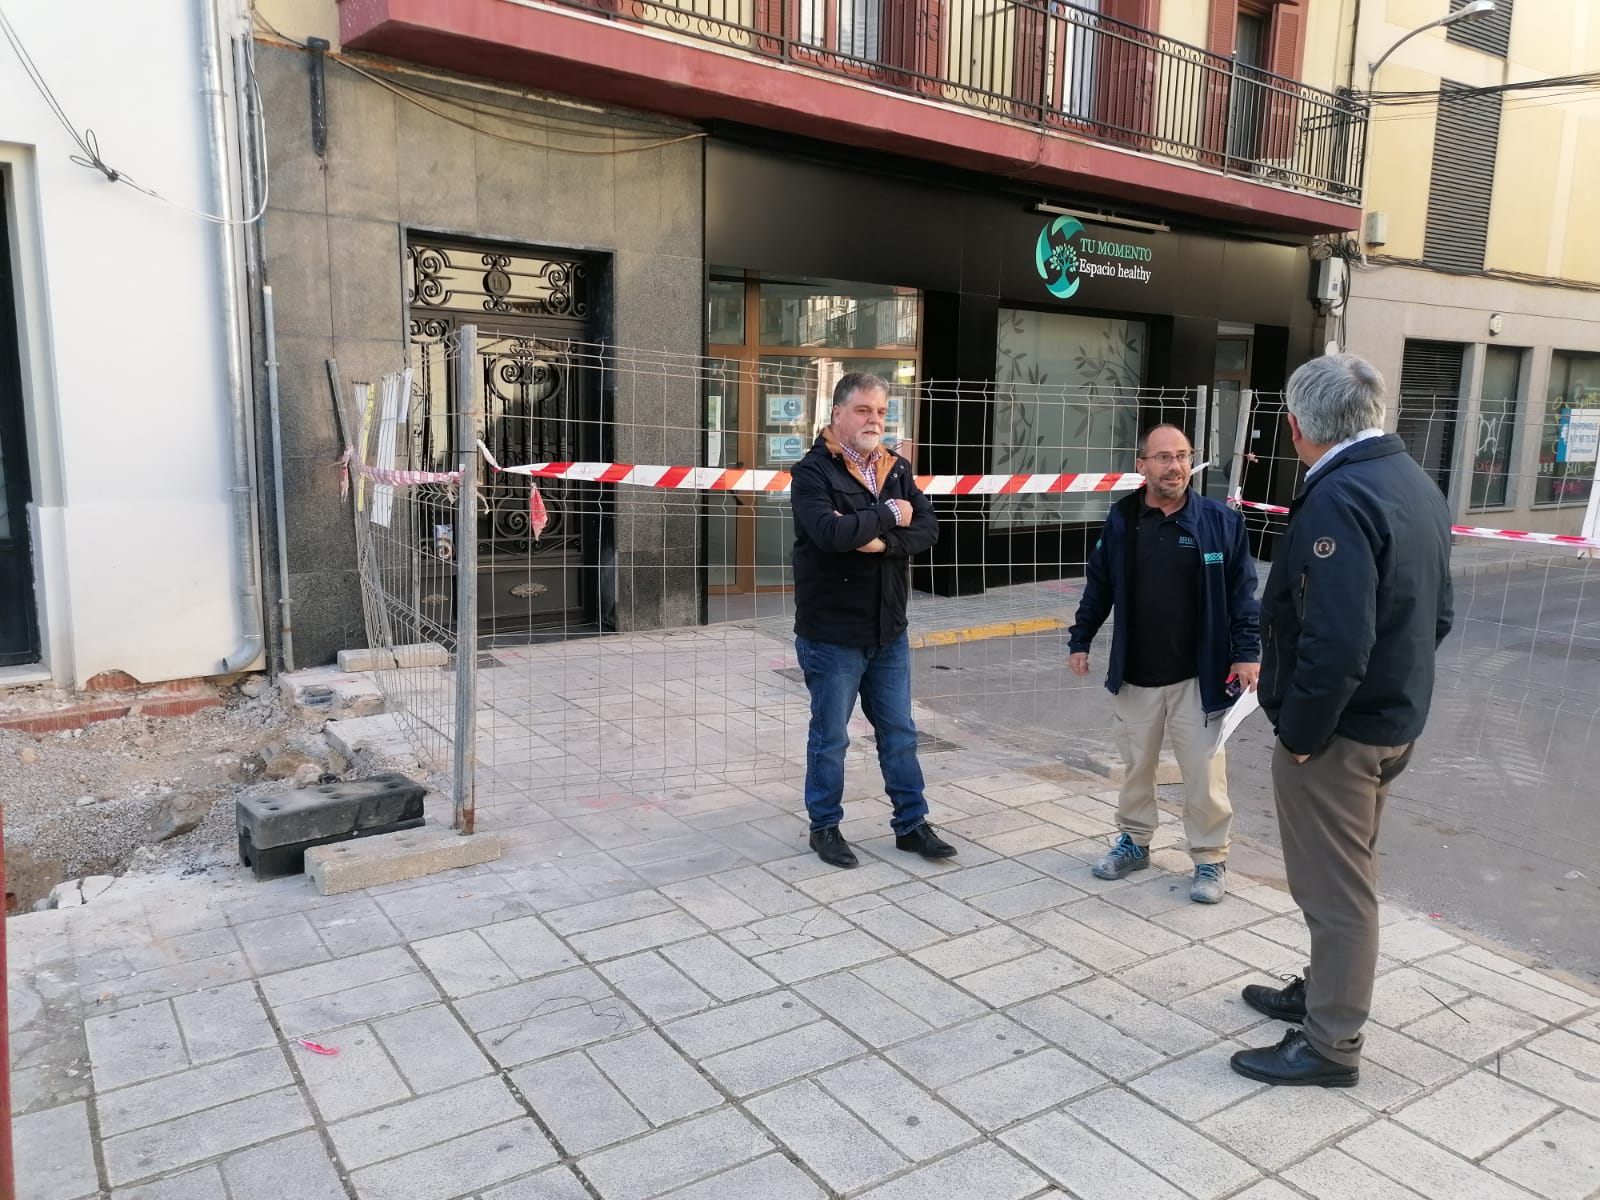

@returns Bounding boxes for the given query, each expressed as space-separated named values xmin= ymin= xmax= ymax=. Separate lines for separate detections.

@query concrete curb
xmin=908 ymin=616 xmax=1065 ymax=649
xmin=305 ymin=825 xmax=502 ymax=894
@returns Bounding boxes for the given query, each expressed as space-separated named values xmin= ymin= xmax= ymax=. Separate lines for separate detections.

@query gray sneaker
xmin=1191 ymin=862 xmax=1227 ymax=904
xmin=1091 ymin=833 xmax=1150 ymax=880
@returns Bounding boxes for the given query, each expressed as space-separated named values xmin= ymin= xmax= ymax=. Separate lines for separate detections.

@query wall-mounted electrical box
xmin=1314 ymin=256 xmax=1347 ymax=309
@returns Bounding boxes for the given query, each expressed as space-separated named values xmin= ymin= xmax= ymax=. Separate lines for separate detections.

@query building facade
xmin=1 ymin=0 xmax=260 ymax=687
xmin=247 ymin=0 xmax=1369 ymax=662
xmin=1346 ymin=0 xmax=1600 ymax=534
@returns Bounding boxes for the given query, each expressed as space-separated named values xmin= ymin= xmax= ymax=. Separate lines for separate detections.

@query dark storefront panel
xmin=707 ymin=140 xmax=1318 ymax=593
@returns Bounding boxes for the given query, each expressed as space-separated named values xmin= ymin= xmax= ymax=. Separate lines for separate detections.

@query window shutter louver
xmin=1423 ymin=82 xmax=1502 ymax=271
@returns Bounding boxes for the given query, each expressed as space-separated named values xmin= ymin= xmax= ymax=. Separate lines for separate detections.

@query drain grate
xmin=866 ymin=731 xmax=962 ymax=755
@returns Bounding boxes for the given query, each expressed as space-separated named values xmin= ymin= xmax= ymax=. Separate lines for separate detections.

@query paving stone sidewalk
xmin=10 ymin=628 xmax=1600 ymax=1200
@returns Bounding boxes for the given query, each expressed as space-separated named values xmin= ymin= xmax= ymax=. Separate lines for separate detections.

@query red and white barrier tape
xmin=361 ymin=464 xmax=463 ymax=486
xmin=337 ymin=449 xmax=1598 ymax=551
xmin=1230 ymin=494 xmax=1600 ymax=551
xmin=475 ymin=443 xmax=1148 ymax=495
xmin=339 ymin=448 xmax=462 ymax=495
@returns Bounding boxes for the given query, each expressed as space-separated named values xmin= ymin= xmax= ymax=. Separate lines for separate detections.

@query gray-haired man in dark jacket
xmin=1232 ymin=353 xmax=1453 ymax=1088
xmin=789 ymin=372 xmax=953 ymax=870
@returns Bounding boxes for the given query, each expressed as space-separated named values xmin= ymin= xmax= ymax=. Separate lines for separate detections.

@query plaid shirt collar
xmin=838 ymin=443 xmax=885 ymax=494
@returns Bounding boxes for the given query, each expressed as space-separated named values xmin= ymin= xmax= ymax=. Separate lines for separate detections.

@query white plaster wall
xmin=0 ymin=0 xmax=250 ymax=685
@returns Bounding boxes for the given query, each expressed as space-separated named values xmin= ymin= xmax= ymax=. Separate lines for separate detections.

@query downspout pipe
xmin=200 ymin=0 xmax=266 ymax=675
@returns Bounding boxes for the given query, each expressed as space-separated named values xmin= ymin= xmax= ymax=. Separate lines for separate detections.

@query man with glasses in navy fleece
xmin=789 ymin=372 xmax=954 ymax=869
xmin=1068 ymin=423 xmax=1261 ymax=903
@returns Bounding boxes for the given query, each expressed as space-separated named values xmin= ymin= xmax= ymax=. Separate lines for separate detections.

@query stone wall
xmin=256 ymin=42 xmax=705 ymax=664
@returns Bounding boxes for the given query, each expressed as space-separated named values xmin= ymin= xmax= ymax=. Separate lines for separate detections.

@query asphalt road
xmin=911 ymin=561 xmax=1600 ymax=985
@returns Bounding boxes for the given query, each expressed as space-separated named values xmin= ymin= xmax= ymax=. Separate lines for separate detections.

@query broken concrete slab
xmin=46 ymin=876 xmax=115 ymax=909
xmin=323 ymin=714 xmax=420 ymax=765
xmin=336 ymin=643 xmax=450 ymax=672
xmin=304 ymin=825 xmax=501 ymax=895
xmin=280 ymin=667 xmax=387 ymax=725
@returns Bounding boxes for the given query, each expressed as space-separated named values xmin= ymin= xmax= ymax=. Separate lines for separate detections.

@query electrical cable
xmin=334 ymin=56 xmax=706 ymax=156
xmin=1368 ymin=72 xmax=1600 ymax=105
xmin=0 ymin=4 xmax=269 ymax=224
xmin=248 ymin=4 xmax=707 ymax=156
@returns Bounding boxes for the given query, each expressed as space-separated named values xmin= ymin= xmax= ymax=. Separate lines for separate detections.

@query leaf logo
xmin=1036 ymin=216 xmax=1085 ymax=299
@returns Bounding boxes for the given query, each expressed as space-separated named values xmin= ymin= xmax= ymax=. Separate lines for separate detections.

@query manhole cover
xmin=866 ymin=731 xmax=962 ymax=755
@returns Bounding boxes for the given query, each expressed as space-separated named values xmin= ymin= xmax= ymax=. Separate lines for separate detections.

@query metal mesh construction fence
xmin=339 ymin=338 xmax=1600 ymax=873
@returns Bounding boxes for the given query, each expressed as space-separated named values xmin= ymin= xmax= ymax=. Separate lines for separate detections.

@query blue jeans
xmin=795 ymin=633 xmax=929 ymax=835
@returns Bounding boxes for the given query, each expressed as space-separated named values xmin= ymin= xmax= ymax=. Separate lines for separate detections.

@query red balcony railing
xmin=571 ymin=0 xmax=1366 ymax=201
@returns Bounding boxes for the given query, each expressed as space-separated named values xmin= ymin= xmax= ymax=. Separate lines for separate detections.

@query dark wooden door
xmin=0 ymin=175 xmax=40 ymax=667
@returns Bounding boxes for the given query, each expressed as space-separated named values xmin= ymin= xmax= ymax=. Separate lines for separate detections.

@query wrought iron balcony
xmin=563 ymin=0 xmax=1367 ymax=203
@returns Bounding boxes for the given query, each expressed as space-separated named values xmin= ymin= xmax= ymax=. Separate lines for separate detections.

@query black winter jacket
xmin=790 ymin=430 xmax=939 ymax=646
xmin=1068 ymin=488 xmax=1261 ymax=716
xmin=1259 ymin=434 xmax=1454 ymax=755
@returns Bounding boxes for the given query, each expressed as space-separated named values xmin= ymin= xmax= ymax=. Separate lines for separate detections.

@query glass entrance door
xmin=707 ymin=273 xmax=920 ymax=595
xmin=1207 ymin=335 xmax=1252 ymax=499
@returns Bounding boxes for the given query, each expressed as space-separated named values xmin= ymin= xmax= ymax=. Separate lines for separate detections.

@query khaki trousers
xmin=1109 ymin=679 xmax=1231 ymax=865
xmin=1272 ymin=735 xmax=1414 ymax=1067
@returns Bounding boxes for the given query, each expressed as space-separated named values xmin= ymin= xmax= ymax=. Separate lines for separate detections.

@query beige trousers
xmin=1109 ymin=678 xmax=1231 ymax=865
xmin=1273 ymin=735 xmax=1414 ymax=1067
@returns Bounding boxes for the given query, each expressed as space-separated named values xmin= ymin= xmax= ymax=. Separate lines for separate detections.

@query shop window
xmin=707 ymin=273 xmax=922 ymax=593
xmin=1396 ymin=338 xmax=1464 ymax=497
xmin=992 ymin=308 xmax=1146 ymax=527
xmin=708 ymin=276 xmax=745 ymax=343
xmin=1537 ymin=350 xmax=1600 ymax=508
xmin=758 ymin=277 xmax=919 ymax=351
xmin=1469 ymin=345 xmax=1521 ymax=510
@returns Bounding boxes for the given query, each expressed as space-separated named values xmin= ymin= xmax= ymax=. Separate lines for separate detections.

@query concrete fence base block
xmin=305 ymin=825 xmax=501 ymax=895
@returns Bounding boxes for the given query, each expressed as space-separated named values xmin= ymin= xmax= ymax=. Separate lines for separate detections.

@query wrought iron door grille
xmin=407 ymin=241 xmax=591 ymax=320
xmin=405 ymin=239 xmax=600 ymax=634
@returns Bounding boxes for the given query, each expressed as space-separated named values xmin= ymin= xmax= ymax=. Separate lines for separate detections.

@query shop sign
xmin=1035 ymin=216 xmax=1155 ymax=300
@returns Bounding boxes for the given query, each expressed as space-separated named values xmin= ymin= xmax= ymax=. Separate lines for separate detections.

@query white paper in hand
xmin=1211 ymin=687 xmax=1261 ymax=757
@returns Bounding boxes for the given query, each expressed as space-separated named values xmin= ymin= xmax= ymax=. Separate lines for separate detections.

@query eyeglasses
xmin=1140 ymin=451 xmax=1193 ymax=466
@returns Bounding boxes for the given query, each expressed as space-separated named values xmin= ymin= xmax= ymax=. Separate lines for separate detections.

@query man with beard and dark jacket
xmin=1231 ymin=353 xmax=1453 ymax=1088
xmin=789 ymin=372 xmax=953 ymax=869
xmin=1068 ymin=423 xmax=1261 ymax=903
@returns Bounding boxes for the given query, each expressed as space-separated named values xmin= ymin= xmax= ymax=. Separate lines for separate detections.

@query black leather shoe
xmin=809 ymin=826 xmax=858 ymax=869
xmin=1230 ymin=1029 xmax=1358 ymax=1088
xmin=895 ymin=823 xmax=957 ymax=858
xmin=1242 ymin=974 xmax=1308 ymax=1023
